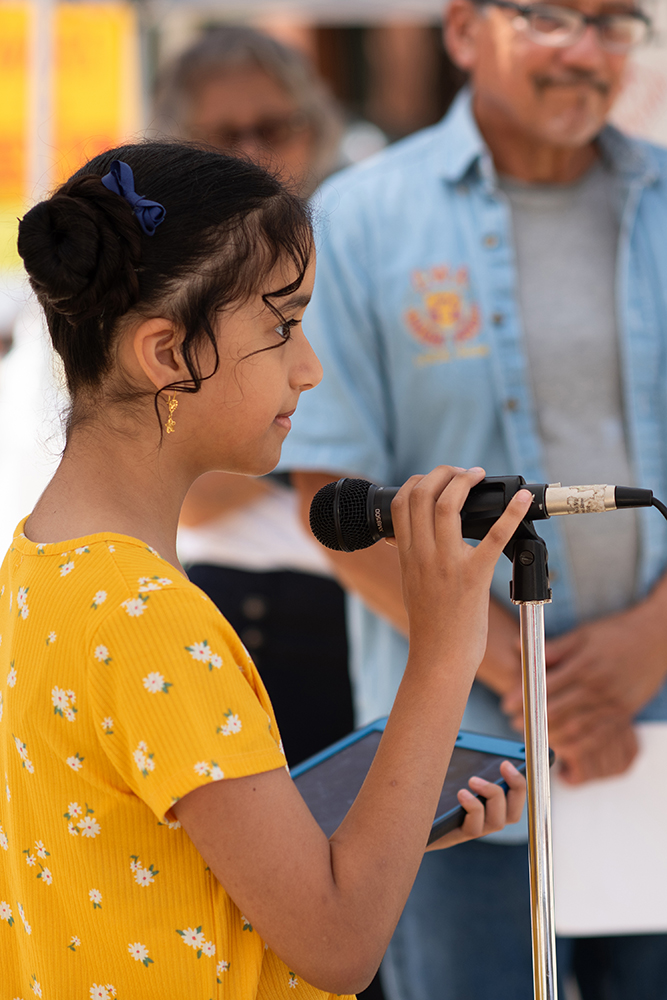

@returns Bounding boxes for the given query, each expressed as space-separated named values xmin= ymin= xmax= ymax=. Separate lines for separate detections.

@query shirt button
xmin=483 ymin=233 xmax=500 ymax=249
xmin=242 ymin=595 xmax=267 ymax=620
xmin=505 ymin=397 xmax=519 ymax=412
xmin=491 ymin=312 xmax=504 ymax=326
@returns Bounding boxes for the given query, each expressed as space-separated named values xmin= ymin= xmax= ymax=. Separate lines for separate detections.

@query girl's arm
xmin=173 ymin=466 xmax=531 ymax=996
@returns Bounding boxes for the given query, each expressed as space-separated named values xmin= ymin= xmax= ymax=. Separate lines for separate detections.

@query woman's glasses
xmin=476 ymin=0 xmax=651 ymax=52
xmin=206 ymin=112 xmax=311 ymax=152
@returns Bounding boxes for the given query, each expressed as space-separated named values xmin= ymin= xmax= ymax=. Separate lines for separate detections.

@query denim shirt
xmin=280 ymin=88 xmax=667 ymax=742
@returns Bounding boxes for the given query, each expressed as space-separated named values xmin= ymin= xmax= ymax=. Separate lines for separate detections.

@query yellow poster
xmin=0 ymin=1 xmax=141 ymax=269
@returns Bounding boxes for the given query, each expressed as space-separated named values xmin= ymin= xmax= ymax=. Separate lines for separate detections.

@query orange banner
xmin=0 ymin=2 xmax=140 ymax=269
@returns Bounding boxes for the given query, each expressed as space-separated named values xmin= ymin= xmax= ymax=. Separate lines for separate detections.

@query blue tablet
xmin=292 ymin=721 xmax=533 ymax=845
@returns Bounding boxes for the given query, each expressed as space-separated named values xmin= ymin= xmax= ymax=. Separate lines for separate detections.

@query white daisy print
xmin=138 ymin=575 xmax=172 ymax=592
xmin=35 ymin=840 xmax=49 ymax=859
xmin=209 ymin=653 xmax=223 ymax=669
xmin=78 ymin=814 xmax=101 ymax=838
xmin=24 ymin=851 xmax=36 ymax=866
xmin=217 ymin=710 xmax=242 ymax=737
xmin=52 ymin=686 xmax=77 ymax=720
xmin=101 ymin=717 xmax=114 ymax=735
xmin=68 ymin=934 xmax=81 ymax=951
xmin=130 ymin=856 xmax=160 ymax=887
xmin=17 ymin=586 xmax=29 ymax=618
xmin=128 ymin=941 xmax=153 ymax=966
xmin=6 ymin=665 xmax=16 ymax=687
xmin=66 ymin=802 xmax=101 ymax=838
xmin=4 ymin=775 xmax=9 ymax=802
xmin=133 ymin=741 xmax=156 ymax=777
xmin=37 ymin=866 xmax=52 ymax=884
xmin=142 ymin=671 xmax=172 ymax=694
xmin=186 ymin=639 xmax=212 ymax=663
xmin=13 ymin=734 xmax=33 ymax=771
xmin=193 ymin=760 xmax=224 ymax=780
xmin=90 ymin=985 xmax=111 ymax=1000
xmin=18 ymin=901 xmax=32 ymax=934
xmin=46 ymin=631 xmax=57 ymax=645
xmin=89 ymin=888 xmax=102 ymax=909
xmin=75 ymin=546 xmax=90 ymax=555
xmin=67 ymin=753 xmax=85 ymax=771
xmin=59 ymin=560 xmax=75 ymax=576
xmin=288 ymin=971 xmax=299 ymax=988
xmin=122 ymin=596 xmax=148 ymax=617
xmin=91 ymin=591 xmax=107 ymax=609
xmin=241 ymin=915 xmax=253 ymax=932
xmin=0 ymin=901 xmax=13 ymax=925
xmin=217 ymin=959 xmax=230 ymax=980
xmin=31 ymin=974 xmax=42 ymax=996
xmin=0 ymin=826 xmax=8 ymax=850
xmin=94 ymin=645 xmax=111 ymax=665
xmin=176 ymin=925 xmax=214 ymax=956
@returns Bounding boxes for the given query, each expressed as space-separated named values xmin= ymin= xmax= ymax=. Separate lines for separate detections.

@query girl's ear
xmin=131 ymin=317 xmax=188 ymax=391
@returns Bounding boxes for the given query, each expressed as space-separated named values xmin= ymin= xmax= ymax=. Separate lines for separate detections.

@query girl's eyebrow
xmin=276 ymin=293 xmax=311 ymax=311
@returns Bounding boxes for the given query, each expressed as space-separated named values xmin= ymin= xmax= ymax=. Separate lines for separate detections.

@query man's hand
xmin=501 ymin=581 xmax=667 ymax=783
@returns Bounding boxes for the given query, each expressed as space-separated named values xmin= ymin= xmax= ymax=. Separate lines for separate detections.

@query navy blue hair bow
xmin=101 ymin=160 xmax=166 ymax=236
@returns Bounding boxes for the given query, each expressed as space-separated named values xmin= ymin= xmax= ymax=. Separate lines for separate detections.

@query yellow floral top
xmin=0 ymin=521 xmax=353 ymax=1000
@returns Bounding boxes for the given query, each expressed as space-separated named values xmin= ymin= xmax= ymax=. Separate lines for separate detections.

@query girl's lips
xmin=274 ymin=408 xmax=295 ymax=431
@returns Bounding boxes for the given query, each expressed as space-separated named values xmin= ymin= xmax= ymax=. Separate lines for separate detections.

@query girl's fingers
xmin=391 ymin=466 xmax=465 ymax=553
xmin=499 ymin=761 xmax=527 ymax=825
xmin=457 ymin=763 xmax=526 ymax=841
xmin=456 ymin=787 xmax=486 ymax=840
xmin=475 ymin=489 xmax=533 ymax=564
xmin=432 ymin=467 xmax=488 ymax=549
xmin=467 ymin=776 xmax=507 ymax=832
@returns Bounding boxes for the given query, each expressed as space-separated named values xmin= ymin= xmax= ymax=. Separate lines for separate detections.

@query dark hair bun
xmin=17 ymin=175 xmax=142 ymax=324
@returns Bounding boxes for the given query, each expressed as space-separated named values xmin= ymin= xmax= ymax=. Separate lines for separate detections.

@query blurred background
xmin=2 ymin=0 xmax=667 ymax=274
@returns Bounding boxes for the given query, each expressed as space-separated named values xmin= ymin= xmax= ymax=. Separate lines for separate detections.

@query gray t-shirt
xmin=500 ymin=160 xmax=637 ymax=623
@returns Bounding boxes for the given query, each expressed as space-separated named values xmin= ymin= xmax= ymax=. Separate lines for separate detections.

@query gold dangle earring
xmin=165 ymin=393 xmax=178 ymax=435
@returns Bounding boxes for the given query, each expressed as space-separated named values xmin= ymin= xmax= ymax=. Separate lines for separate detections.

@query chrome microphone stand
xmin=508 ymin=525 xmax=557 ymax=1000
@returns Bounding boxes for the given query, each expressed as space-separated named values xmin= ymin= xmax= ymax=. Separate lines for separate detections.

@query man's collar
xmin=437 ymin=88 xmax=487 ymax=184
xmin=436 ymin=86 xmax=659 ymax=187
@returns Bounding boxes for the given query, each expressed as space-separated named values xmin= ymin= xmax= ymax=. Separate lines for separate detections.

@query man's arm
xmin=180 ymin=471 xmax=268 ymax=527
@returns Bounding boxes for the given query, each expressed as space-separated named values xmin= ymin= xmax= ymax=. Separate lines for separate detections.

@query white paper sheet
xmin=551 ymin=722 xmax=667 ymax=936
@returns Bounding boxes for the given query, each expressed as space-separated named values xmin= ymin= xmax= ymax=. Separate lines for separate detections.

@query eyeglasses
xmin=206 ymin=112 xmax=311 ymax=152
xmin=475 ymin=0 xmax=651 ymax=52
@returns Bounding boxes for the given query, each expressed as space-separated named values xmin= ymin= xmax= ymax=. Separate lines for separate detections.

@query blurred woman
xmin=154 ymin=27 xmax=353 ymax=768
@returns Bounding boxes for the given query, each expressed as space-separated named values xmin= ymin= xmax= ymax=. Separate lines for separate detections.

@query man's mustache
xmin=533 ymin=71 xmax=611 ymax=96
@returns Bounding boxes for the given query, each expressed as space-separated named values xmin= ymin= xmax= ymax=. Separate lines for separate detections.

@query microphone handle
xmin=364 ymin=478 xmax=654 ymax=543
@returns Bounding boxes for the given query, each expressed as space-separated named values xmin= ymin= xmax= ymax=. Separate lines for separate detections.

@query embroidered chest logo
xmin=403 ymin=264 xmax=487 ymax=366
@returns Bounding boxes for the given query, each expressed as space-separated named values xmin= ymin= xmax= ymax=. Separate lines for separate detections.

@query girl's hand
xmin=426 ymin=760 xmax=527 ymax=850
xmin=390 ymin=466 xmax=533 ymax=672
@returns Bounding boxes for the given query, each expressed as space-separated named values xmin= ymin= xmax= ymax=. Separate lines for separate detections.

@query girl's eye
xmin=275 ymin=319 xmax=297 ymax=340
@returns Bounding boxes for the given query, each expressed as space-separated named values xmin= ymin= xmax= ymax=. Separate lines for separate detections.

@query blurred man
xmin=282 ymin=1 xmax=667 ymax=997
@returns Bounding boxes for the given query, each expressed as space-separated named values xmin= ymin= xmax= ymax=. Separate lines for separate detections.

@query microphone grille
xmin=309 ymin=478 xmax=377 ymax=551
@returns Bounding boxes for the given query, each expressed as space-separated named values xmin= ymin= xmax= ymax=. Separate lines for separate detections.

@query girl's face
xmin=181 ymin=254 xmax=321 ymax=478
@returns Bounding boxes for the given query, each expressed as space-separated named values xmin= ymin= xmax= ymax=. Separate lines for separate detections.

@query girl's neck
xmin=25 ymin=422 xmax=191 ymax=573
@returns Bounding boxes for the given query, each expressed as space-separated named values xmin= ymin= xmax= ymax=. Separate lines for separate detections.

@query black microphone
xmin=309 ymin=476 xmax=656 ymax=552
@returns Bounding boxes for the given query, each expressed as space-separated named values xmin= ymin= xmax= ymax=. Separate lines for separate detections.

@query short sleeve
xmin=87 ymin=582 xmax=286 ymax=821
xmin=278 ymin=177 xmax=394 ymax=485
